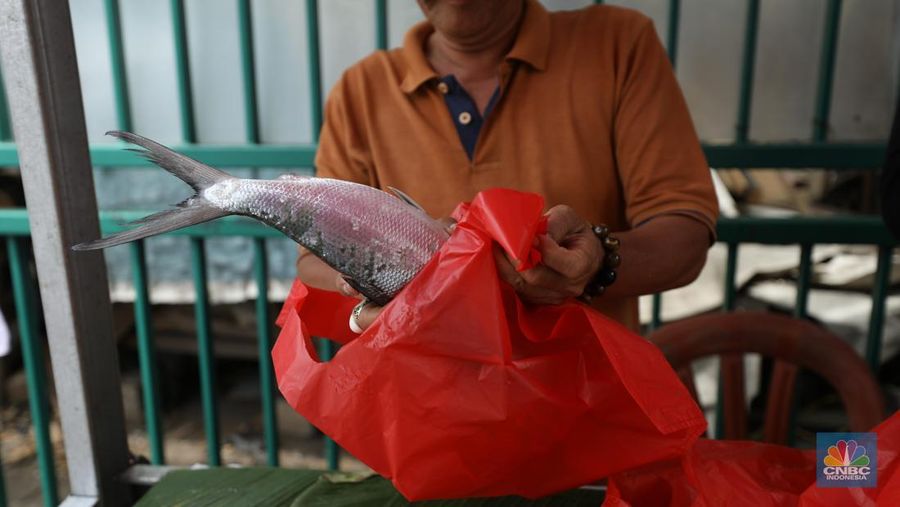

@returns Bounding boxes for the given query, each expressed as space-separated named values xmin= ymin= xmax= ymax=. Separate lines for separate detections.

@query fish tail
xmin=72 ymin=131 xmax=233 ymax=250
xmin=106 ymin=130 xmax=232 ymax=191
xmin=73 ymin=201 xmax=227 ymax=250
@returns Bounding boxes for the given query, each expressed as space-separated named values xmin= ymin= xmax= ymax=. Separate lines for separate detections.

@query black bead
xmin=602 ymin=236 xmax=620 ymax=252
xmin=605 ymin=252 xmax=621 ymax=268
xmin=592 ymin=224 xmax=609 ymax=240
xmin=598 ymin=268 xmax=617 ymax=286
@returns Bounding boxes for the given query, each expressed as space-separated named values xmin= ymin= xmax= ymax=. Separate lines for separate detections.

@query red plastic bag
xmin=273 ymin=188 xmax=706 ymax=500
xmin=604 ymin=411 xmax=900 ymax=507
xmin=604 ymin=439 xmax=816 ymax=507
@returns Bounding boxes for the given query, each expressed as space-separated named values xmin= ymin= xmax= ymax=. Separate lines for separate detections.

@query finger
xmin=335 ymin=274 xmax=361 ymax=297
xmin=493 ymin=244 xmax=524 ymax=287
xmin=354 ymin=302 xmax=383 ymax=331
xmin=544 ymin=205 xmax=589 ymax=243
xmin=495 ymin=245 xmax=575 ymax=303
xmin=437 ymin=217 xmax=458 ymax=234
xmin=519 ymin=264 xmax=583 ymax=298
xmin=537 ymin=235 xmax=597 ymax=281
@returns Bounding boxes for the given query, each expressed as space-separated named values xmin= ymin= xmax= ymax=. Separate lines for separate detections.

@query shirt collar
xmin=400 ymin=0 xmax=551 ymax=95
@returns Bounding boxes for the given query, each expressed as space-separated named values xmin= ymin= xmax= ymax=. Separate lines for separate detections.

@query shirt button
xmin=458 ymin=111 xmax=472 ymax=125
xmin=437 ymin=82 xmax=449 ymax=94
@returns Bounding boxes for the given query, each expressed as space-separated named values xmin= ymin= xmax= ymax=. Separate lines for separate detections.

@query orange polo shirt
xmin=315 ymin=1 xmax=718 ymax=330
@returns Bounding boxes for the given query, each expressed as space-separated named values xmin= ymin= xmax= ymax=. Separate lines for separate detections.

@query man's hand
xmin=494 ymin=205 xmax=603 ymax=305
xmin=337 ymin=276 xmax=384 ymax=332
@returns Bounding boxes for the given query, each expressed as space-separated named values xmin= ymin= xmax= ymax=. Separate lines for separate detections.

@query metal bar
xmin=130 ymin=241 xmax=165 ymax=464
xmin=0 ymin=0 xmax=132 ymax=503
xmin=191 ymin=238 xmax=221 ymax=465
xmin=716 ymin=216 xmax=898 ymax=246
xmin=375 ymin=0 xmax=388 ymax=50
xmin=103 ymin=0 xmax=132 ymax=131
xmin=865 ymin=246 xmax=893 ymax=371
xmin=7 ymin=238 xmax=58 ymax=506
xmin=735 ymin=0 xmax=760 ymax=143
xmin=813 ymin=0 xmax=843 ymax=142
xmin=306 ymin=0 xmax=323 ymax=140
xmin=0 ymin=455 xmax=5 ymax=507
xmin=253 ymin=239 xmax=279 ymax=466
xmin=716 ymin=242 xmax=740 ymax=439
xmin=0 ymin=66 xmax=11 ymax=141
xmin=15 ymin=210 xmax=900 ymax=244
xmin=794 ymin=244 xmax=813 ymax=318
xmin=317 ymin=338 xmax=339 ymax=470
xmin=650 ymin=293 xmax=662 ymax=331
xmin=0 ymin=142 xmax=890 ymax=170
xmin=171 ymin=0 xmax=196 ymax=142
xmin=666 ymin=0 xmax=681 ymax=65
xmin=238 ymin=0 xmax=260 ymax=144
xmin=786 ymin=243 xmax=814 ymax=445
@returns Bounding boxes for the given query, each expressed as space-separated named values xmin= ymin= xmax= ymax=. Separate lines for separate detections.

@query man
xmin=297 ymin=0 xmax=718 ymax=333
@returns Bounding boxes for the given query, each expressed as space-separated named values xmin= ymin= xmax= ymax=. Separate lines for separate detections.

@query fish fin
xmin=387 ymin=186 xmax=427 ymax=213
xmin=72 ymin=199 xmax=227 ymax=251
xmin=108 ymin=130 xmax=233 ymax=191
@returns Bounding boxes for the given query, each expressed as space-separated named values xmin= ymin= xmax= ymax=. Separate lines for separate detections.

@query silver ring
xmin=348 ymin=300 xmax=370 ymax=334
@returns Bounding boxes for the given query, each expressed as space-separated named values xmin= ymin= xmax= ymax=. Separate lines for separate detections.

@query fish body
xmin=74 ymin=132 xmax=449 ymax=305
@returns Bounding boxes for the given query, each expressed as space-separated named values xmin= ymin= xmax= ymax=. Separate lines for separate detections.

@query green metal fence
xmin=0 ymin=1 xmax=895 ymax=506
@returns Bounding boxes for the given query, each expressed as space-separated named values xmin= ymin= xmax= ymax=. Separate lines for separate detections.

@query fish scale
xmin=73 ymin=131 xmax=449 ymax=306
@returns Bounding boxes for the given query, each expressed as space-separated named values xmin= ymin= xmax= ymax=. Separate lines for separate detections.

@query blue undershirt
xmin=438 ymin=75 xmax=500 ymax=160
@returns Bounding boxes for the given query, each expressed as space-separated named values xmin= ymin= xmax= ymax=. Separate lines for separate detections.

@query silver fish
xmin=73 ymin=131 xmax=449 ymax=305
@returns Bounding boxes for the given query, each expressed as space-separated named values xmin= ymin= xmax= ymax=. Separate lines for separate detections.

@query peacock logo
xmin=817 ymin=433 xmax=877 ymax=488
xmin=823 ymin=440 xmax=870 ymax=467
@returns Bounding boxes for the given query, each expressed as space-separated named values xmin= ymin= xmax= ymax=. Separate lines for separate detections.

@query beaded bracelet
xmin=579 ymin=224 xmax=621 ymax=303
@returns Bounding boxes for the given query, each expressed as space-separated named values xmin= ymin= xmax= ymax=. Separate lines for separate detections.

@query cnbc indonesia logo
xmin=817 ymin=433 xmax=877 ymax=488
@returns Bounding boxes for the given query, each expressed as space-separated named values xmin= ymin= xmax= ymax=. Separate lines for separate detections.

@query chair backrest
xmin=647 ymin=312 xmax=885 ymax=444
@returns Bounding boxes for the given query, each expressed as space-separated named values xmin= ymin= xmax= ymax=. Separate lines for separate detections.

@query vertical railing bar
xmin=103 ymin=0 xmax=132 ymax=132
xmin=253 ymin=238 xmax=279 ymax=466
xmin=794 ymin=244 xmax=813 ymax=318
xmin=784 ymin=243 xmax=814 ymax=445
xmin=305 ymin=0 xmax=337 ymax=469
xmin=7 ymin=238 xmax=58 ymax=506
xmin=865 ymin=246 xmax=892 ymax=371
xmin=375 ymin=0 xmax=388 ymax=50
xmin=813 ymin=0 xmax=842 ymax=142
xmin=650 ymin=293 xmax=662 ymax=331
xmin=735 ymin=0 xmax=760 ymax=143
xmin=191 ymin=238 xmax=220 ymax=465
xmin=715 ymin=242 xmax=739 ymax=439
xmin=0 ymin=66 xmax=11 ymax=141
xmin=306 ymin=0 xmax=323 ymax=140
xmin=130 ymin=241 xmax=165 ymax=464
xmin=666 ymin=0 xmax=681 ymax=66
xmin=171 ymin=0 xmax=197 ymax=143
xmin=0 ymin=454 xmax=6 ymax=507
xmin=316 ymin=338 xmax=339 ymax=471
xmin=238 ymin=0 xmax=260 ymax=145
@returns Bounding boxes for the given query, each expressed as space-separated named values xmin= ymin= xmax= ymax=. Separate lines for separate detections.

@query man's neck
xmin=426 ymin=3 xmax=525 ymax=82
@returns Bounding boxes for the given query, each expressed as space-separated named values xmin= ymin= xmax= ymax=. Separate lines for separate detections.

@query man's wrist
xmin=579 ymin=224 xmax=620 ymax=303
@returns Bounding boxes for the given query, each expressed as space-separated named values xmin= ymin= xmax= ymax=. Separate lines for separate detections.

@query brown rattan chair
xmin=647 ymin=311 xmax=885 ymax=444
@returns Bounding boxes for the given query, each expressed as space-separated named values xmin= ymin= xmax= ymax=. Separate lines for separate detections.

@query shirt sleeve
xmin=314 ymin=72 xmax=376 ymax=186
xmin=613 ymin=18 xmax=718 ymax=238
